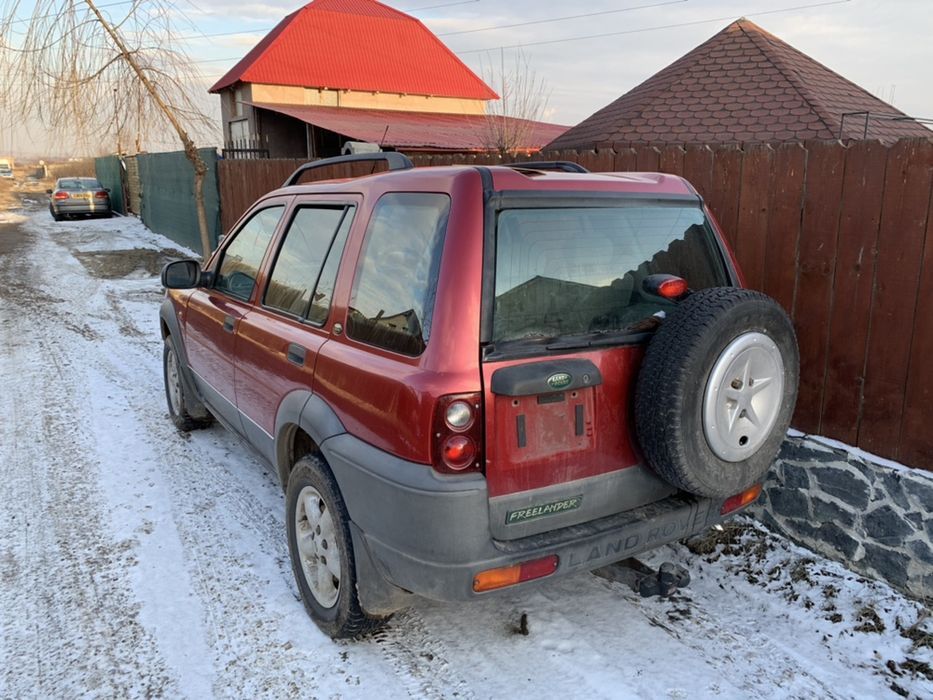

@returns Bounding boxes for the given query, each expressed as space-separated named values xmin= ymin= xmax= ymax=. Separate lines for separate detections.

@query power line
xmin=454 ymin=0 xmax=852 ymax=54
xmin=4 ymin=0 xmax=133 ymax=26
xmin=188 ymin=0 xmax=852 ymax=67
xmin=437 ymin=0 xmax=687 ymax=37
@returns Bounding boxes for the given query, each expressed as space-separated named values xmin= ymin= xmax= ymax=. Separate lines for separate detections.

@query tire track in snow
xmin=0 ymin=223 xmax=175 ymax=698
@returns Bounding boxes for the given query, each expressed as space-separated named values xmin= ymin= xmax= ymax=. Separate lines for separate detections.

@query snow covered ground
xmin=0 ymin=204 xmax=930 ymax=699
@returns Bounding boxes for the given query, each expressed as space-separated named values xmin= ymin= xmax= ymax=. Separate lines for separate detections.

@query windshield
xmin=58 ymin=178 xmax=101 ymax=190
xmin=492 ymin=204 xmax=730 ymax=345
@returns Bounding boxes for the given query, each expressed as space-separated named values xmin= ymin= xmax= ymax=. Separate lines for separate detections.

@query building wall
xmin=249 ymin=83 xmax=486 ymax=115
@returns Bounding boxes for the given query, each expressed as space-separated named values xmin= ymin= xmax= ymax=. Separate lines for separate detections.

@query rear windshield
xmin=493 ymin=204 xmax=729 ymax=344
xmin=58 ymin=178 xmax=102 ymax=190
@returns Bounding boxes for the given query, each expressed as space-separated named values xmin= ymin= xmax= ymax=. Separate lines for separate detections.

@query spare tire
xmin=635 ymin=287 xmax=799 ymax=499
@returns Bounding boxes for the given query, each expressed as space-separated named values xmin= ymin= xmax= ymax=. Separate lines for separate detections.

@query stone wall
xmin=752 ymin=436 xmax=932 ymax=602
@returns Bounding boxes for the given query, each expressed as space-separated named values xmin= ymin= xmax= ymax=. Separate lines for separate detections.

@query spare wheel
xmin=635 ymin=287 xmax=799 ymax=499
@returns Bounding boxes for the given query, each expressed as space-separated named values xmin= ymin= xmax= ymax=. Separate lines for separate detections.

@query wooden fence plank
xmin=585 ymin=149 xmax=615 ymax=173
xmin=900 ymin=180 xmax=933 ymax=470
xmin=860 ymin=139 xmax=933 ymax=458
xmin=734 ymin=144 xmax=773 ymax=291
xmin=792 ymin=140 xmax=846 ymax=434
xmin=658 ymin=145 xmax=686 ymax=176
xmin=635 ymin=145 xmax=660 ymax=172
xmin=682 ymin=144 xmax=714 ymax=200
xmin=762 ymin=143 xmax=807 ymax=315
xmin=707 ymin=145 xmax=743 ymax=248
xmin=820 ymin=140 xmax=888 ymax=444
xmin=613 ymin=144 xmax=638 ymax=171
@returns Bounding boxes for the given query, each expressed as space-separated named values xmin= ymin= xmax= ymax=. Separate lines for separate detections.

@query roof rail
xmin=503 ymin=160 xmax=589 ymax=174
xmin=282 ymin=152 xmax=414 ymax=187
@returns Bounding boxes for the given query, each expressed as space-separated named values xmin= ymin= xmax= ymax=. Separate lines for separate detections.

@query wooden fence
xmin=217 ymin=138 xmax=933 ymax=471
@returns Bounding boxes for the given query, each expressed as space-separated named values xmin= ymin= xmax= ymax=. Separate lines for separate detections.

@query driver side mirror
xmin=46 ymin=189 xmax=53 ymax=194
xmin=161 ymin=259 xmax=210 ymax=289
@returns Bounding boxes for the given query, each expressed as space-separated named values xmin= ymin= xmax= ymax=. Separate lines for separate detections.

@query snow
xmin=787 ymin=429 xmax=933 ymax=480
xmin=1 ymin=207 xmax=930 ymax=699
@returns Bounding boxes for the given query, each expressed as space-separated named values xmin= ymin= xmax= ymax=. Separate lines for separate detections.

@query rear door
xmin=233 ymin=199 xmax=358 ymax=459
xmin=184 ymin=201 xmax=287 ymax=428
xmin=483 ymin=199 xmax=731 ymax=539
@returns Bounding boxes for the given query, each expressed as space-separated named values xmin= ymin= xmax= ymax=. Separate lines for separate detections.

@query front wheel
xmin=163 ymin=336 xmax=213 ymax=431
xmin=286 ymin=456 xmax=387 ymax=639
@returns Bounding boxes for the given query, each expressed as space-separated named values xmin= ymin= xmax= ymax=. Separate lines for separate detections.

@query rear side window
xmin=264 ymin=206 xmax=354 ymax=320
xmin=347 ymin=193 xmax=450 ymax=356
xmin=215 ymin=206 xmax=284 ymax=301
xmin=493 ymin=205 xmax=728 ymax=343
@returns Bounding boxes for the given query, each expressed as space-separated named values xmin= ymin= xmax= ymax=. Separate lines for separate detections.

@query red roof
xmin=209 ymin=0 xmax=497 ymax=101
xmin=248 ymin=102 xmax=568 ymax=152
xmin=548 ymin=19 xmax=932 ymax=149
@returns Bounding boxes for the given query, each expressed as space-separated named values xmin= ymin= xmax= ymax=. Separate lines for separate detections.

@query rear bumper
xmin=323 ymin=434 xmax=737 ymax=604
xmin=51 ymin=200 xmax=111 ymax=215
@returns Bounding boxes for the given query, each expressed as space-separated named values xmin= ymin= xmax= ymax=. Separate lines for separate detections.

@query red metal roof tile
xmin=548 ymin=19 xmax=932 ymax=148
xmin=209 ymin=0 xmax=497 ymax=101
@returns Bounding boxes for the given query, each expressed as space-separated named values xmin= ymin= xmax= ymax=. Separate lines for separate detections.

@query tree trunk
xmin=84 ymin=0 xmax=213 ymax=258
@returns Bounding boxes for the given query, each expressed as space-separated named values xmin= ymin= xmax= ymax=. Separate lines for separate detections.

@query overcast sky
xmin=4 ymin=0 xmax=932 ymax=157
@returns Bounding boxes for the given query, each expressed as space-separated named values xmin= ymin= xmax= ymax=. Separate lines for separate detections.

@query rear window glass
xmin=493 ymin=205 xmax=728 ymax=343
xmin=58 ymin=178 xmax=101 ymax=190
xmin=347 ymin=193 xmax=450 ymax=356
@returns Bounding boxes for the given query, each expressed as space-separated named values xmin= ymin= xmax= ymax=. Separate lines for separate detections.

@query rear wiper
xmin=545 ymin=319 xmax=662 ymax=351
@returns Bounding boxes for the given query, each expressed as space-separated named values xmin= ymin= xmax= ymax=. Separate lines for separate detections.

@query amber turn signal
xmin=720 ymin=483 xmax=763 ymax=515
xmin=473 ymin=555 xmax=559 ymax=592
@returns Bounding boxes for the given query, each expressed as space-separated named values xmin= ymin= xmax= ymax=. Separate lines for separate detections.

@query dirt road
xmin=0 ymin=202 xmax=929 ymax=699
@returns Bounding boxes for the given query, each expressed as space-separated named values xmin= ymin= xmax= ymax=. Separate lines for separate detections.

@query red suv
xmin=161 ymin=154 xmax=798 ymax=638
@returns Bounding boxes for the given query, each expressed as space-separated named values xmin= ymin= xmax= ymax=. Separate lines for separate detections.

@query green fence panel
xmin=94 ymin=155 xmax=126 ymax=214
xmin=137 ymin=148 xmax=221 ymax=254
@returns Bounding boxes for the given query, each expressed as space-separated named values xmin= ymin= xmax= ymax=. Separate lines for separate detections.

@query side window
xmin=264 ymin=206 xmax=354 ymax=320
xmin=308 ymin=210 xmax=354 ymax=324
xmin=347 ymin=193 xmax=450 ymax=356
xmin=215 ymin=206 xmax=284 ymax=301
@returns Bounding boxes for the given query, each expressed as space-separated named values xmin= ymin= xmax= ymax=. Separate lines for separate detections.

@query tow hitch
xmin=593 ymin=558 xmax=691 ymax=598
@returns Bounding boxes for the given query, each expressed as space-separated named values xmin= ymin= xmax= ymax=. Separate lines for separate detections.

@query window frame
xmin=210 ymin=201 xmax=288 ymax=304
xmin=346 ymin=191 xmax=452 ymax=357
xmin=259 ymin=201 xmax=357 ymax=326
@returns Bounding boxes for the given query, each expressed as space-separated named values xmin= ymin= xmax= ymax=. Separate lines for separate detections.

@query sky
xmin=3 ymin=0 xmax=932 ymax=157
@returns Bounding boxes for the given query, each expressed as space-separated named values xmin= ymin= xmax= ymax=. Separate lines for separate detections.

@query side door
xmin=233 ymin=198 xmax=358 ymax=459
xmin=184 ymin=201 xmax=288 ymax=428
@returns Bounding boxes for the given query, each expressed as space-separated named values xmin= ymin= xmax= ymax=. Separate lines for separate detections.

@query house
xmin=209 ymin=0 xmax=566 ymax=157
xmin=547 ymin=19 xmax=932 ymax=150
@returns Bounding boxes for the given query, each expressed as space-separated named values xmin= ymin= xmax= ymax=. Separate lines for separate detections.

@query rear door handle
xmin=223 ymin=315 xmax=235 ymax=333
xmin=287 ymin=343 xmax=307 ymax=366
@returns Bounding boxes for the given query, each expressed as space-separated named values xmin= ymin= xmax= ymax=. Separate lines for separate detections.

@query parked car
xmin=0 ymin=165 xmax=13 ymax=179
xmin=160 ymin=154 xmax=799 ymax=638
xmin=47 ymin=177 xmax=112 ymax=220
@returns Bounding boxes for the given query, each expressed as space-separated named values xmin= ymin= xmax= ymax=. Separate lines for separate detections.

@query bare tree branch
xmin=482 ymin=49 xmax=551 ymax=158
xmin=0 ymin=0 xmax=219 ymax=256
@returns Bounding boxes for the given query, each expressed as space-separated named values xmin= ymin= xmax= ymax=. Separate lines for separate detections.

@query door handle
xmin=287 ymin=343 xmax=307 ymax=366
xmin=223 ymin=315 xmax=235 ymax=333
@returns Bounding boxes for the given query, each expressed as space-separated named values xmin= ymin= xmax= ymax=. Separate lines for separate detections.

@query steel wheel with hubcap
xmin=285 ymin=455 xmax=387 ymax=638
xmin=703 ymin=332 xmax=785 ymax=463
xmin=294 ymin=485 xmax=341 ymax=608
xmin=162 ymin=336 xmax=213 ymax=431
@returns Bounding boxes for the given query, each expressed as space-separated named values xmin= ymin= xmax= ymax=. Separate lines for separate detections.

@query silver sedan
xmin=48 ymin=177 xmax=113 ymax=221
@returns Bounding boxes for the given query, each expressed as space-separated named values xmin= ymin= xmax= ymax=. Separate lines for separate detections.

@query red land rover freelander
xmin=160 ymin=154 xmax=799 ymax=638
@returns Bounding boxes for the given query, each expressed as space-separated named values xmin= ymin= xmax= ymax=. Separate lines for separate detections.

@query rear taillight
xmin=433 ymin=392 xmax=483 ymax=474
xmin=94 ymin=191 xmax=108 ymax=199
xmin=53 ymin=191 xmax=69 ymax=200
